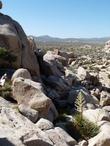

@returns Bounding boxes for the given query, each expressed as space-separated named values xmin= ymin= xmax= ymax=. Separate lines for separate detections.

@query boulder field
xmin=1 ymin=2 xmax=110 ymax=146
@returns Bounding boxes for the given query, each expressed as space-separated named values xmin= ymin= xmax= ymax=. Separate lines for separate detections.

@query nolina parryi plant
xmin=73 ymin=91 xmax=99 ymax=140
xmin=75 ymin=91 xmax=85 ymax=120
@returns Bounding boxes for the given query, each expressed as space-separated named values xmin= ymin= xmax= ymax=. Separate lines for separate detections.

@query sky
xmin=1 ymin=0 xmax=110 ymax=38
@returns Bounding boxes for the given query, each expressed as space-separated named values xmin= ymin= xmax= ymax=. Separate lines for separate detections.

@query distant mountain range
xmin=29 ymin=35 xmax=110 ymax=44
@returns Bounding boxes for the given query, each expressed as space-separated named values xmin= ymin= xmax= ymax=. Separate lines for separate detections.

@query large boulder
xmin=77 ymin=66 xmax=90 ymax=81
xmin=43 ymin=51 xmax=66 ymax=76
xmin=88 ymin=131 xmax=110 ymax=146
xmin=11 ymin=68 xmax=32 ymax=82
xmin=0 ymin=13 xmax=40 ymax=76
xmin=83 ymin=109 xmax=110 ymax=123
xmin=88 ymin=121 xmax=110 ymax=146
xmin=36 ymin=118 xmax=54 ymax=131
xmin=44 ymin=75 xmax=70 ymax=97
xmin=45 ymin=127 xmax=77 ymax=146
xmin=0 ymin=98 xmax=53 ymax=146
xmin=12 ymin=77 xmax=58 ymax=121
xmin=0 ymin=97 xmax=76 ymax=146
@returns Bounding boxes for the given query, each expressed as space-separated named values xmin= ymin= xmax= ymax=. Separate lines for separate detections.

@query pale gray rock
xmin=46 ymin=127 xmax=77 ymax=146
xmin=11 ymin=68 xmax=32 ymax=82
xmin=77 ymin=140 xmax=88 ymax=146
xmin=77 ymin=66 xmax=90 ymax=81
xmin=21 ymin=130 xmax=53 ymax=146
xmin=12 ymin=77 xmax=58 ymax=121
xmin=100 ymin=91 xmax=110 ymax=106
xmin=36 ymin=118 xmax=54 ymax=130
xmin=18 ymin=104 xmax=39 ymax=123
xmin=0 ymin=97 xmax=75 ymax=146
xmin=103 ymin=40 xmax=110 ymax=53
xmin=99 ymin=71 xmax=110 ymax=88
xmin=55 ymin=127 xmax=77 ymax=146
xmin=83 ymin=109 xmax=110 ymax=123
xmin=88 ymin=121 xmax=110 ymax=146
xmin=43 ymin=51 xmax=66 ymax=76
xmin=103 ymin=106 xmax=110 ymax=112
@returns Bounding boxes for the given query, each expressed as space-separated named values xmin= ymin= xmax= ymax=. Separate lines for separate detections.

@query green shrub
xmin=0 ymin=47 xmax=7 ymax=57
xmin=73 ymin=114 xmax=99 ymax=140
xmin=0 ymin=80 xmax=12 ymax=99
xmin=71 ymin=91 xmax=100 ymax=140
xmin=0 ymin=47 xmax=16 ymax=63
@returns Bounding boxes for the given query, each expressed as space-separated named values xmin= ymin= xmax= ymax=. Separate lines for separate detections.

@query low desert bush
xmin=0 ymin=80 xmax=12 ymax=99
xmin=0 ymin=47 xmax=16 ymax=63
xmin=72 ymin=114 xmax=99 ymax=140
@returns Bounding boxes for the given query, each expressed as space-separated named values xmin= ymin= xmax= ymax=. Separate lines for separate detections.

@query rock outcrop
xmin=0 ymin=13 xmax=40 ymax=76
xmin=0 ymin=97 xmax=76 ymax=146
xmin=2 ymin=1 xmax=110 ymax=146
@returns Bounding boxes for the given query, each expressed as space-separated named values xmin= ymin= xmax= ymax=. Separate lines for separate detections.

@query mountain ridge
xmin=30 ymin=35 xmax=110 ymax=44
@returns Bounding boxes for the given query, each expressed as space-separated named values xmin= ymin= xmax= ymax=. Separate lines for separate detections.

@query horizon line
xmin=30 ymin=34 xmax=110 ymax=39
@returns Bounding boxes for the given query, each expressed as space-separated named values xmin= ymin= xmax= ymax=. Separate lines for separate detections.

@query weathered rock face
xmin=0 ymin=13 xmax=40 ymax=76
xmin=0 ymin=97 xmax=76 ymax=146
xmin=12 ymin=77 xmax=58 ymax=121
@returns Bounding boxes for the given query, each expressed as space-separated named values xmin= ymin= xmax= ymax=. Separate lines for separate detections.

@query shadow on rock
xmin=0 ymin=138 xmax=15 ymax=146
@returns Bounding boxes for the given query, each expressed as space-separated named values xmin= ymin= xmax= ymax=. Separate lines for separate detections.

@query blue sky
xmin=1 ymin=0 xmax=110 ymax=38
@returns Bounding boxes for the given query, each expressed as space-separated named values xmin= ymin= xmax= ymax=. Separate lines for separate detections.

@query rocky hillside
xmin=32 ymin=35 xmax=110 ymax=44
xmin=1 ymin=1 xmax=110 ymax=146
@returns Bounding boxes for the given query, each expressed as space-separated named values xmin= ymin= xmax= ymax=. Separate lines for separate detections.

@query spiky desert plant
xmin=73 ymin=91 xmax=99 ymax=140
xmin=75 ymin=91 xmax=85 ymax=119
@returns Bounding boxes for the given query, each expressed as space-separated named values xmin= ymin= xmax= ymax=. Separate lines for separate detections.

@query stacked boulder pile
xmin=1 ymin=1 xmax=110 ymax=146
